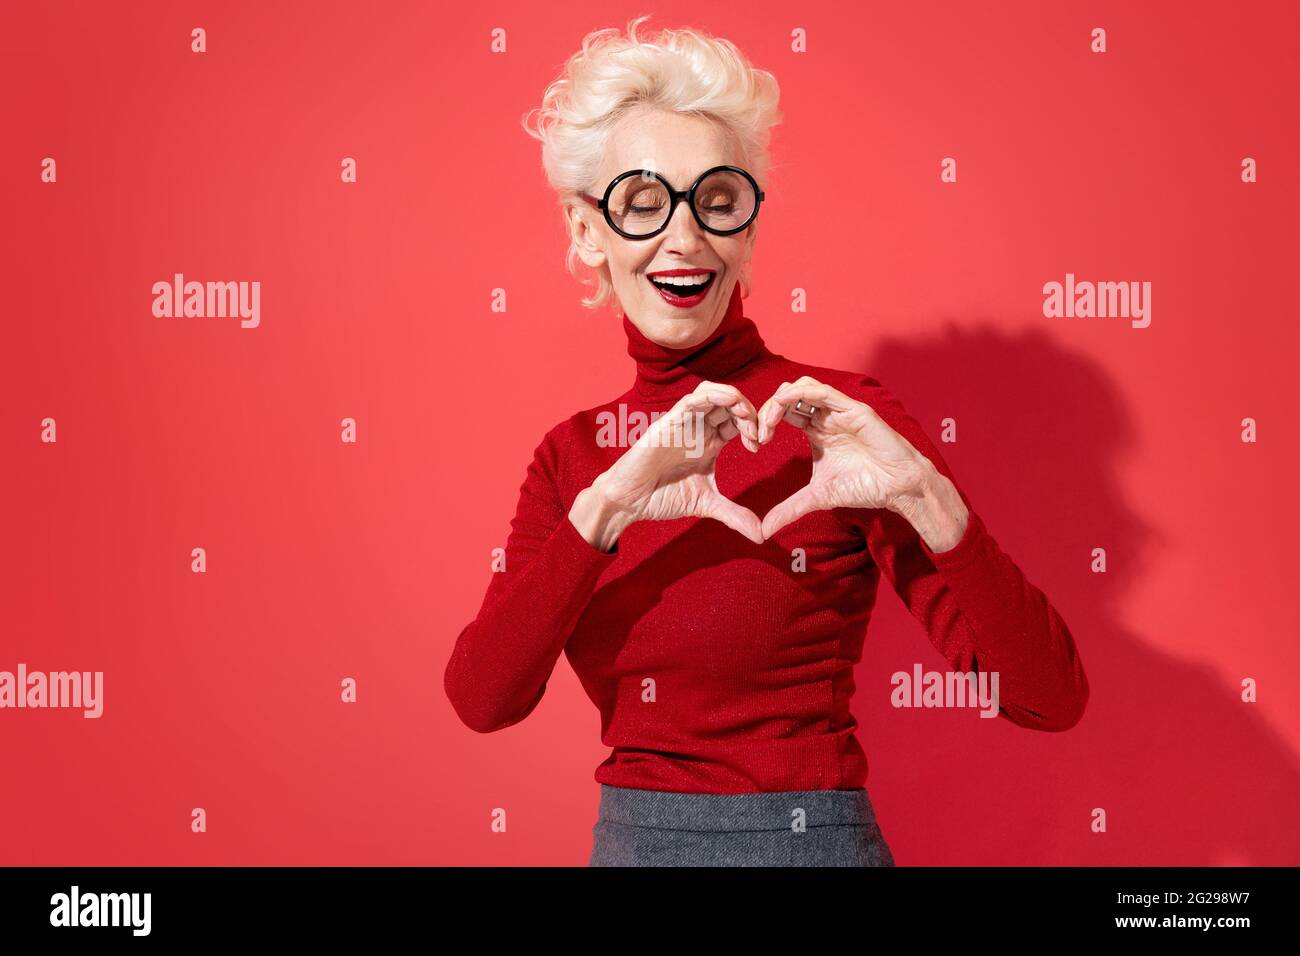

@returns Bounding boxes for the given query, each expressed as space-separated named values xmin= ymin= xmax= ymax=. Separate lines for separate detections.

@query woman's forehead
xmin=602 ymin=111 xmax=742 ymax=182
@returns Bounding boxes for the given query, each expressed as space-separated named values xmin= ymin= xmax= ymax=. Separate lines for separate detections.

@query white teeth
xmin=650 ymin=274 xmax=712 ymax=289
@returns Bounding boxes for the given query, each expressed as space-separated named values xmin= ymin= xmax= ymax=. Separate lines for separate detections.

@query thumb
xmin=697 ymin=491 xmax=765 ymax=544
xmin=760 ymin=485 xmax=822 ymax=539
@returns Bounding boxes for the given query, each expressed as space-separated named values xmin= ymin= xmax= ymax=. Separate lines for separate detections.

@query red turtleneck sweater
xmin=444 ymin=283 xmax=1089 ymax=793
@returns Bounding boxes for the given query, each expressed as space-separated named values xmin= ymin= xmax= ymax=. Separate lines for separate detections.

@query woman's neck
xmin=622 ymin=281 xmax=772 ymax=404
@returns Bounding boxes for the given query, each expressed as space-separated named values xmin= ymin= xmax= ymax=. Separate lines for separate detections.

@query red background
xmin=3 ymin=0 xmax=1298 ymax=865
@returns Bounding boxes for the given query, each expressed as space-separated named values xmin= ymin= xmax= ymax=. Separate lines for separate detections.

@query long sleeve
xmin=845 ymin=376 xmax=1090 ymax=732
xmin=443 ymin=424 xmax=618 ymax=733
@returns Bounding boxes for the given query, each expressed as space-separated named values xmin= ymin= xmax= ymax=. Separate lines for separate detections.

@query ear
xmin=738 ymin=223 xmax=759 ymax=295
xmin=567 ymin=202 xmax=608 ymax=271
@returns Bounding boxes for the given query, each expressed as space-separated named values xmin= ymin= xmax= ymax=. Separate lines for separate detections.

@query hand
xmin=583 ymin=380 xmax=765 ymax=545
xmin=755 ymin=376 xmax=935 ymax=539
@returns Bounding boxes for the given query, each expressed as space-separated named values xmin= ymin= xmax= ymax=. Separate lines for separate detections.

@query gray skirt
xmin=589 ymin=783 xmax=896 ymax=867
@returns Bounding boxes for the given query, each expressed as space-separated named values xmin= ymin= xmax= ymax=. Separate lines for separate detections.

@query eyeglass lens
xmin=607 ymin=170 xmax=757 ymax=237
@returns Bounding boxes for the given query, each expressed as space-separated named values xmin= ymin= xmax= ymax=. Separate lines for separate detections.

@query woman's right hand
xmin=568 ymin=381 xmax=764 ymax=551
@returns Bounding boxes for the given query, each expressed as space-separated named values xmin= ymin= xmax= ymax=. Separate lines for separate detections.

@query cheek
xmin=718 ymin=240 xmax=749 ymax=272
xmin=614 ymin=255 xmax=653 ymax=286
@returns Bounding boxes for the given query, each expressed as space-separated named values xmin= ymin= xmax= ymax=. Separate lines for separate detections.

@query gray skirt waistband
xmin=595 ymin=783 xmax=882 ymax=833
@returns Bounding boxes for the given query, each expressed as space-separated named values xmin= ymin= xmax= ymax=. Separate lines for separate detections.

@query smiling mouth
xmin=646 ymin=272 xmax=716 ymax=300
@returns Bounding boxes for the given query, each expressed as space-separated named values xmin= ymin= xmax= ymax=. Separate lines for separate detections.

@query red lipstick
xmin=645 ymin=269 xmax=716 ymax=308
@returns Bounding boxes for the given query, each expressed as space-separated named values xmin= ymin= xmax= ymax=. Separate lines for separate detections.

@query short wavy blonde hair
xmin=521 ymin=15 xmax=784 ymax=311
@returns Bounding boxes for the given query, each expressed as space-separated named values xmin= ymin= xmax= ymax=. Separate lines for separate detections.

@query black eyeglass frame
xmin=577 ymin=164 xmax=766 ymax=240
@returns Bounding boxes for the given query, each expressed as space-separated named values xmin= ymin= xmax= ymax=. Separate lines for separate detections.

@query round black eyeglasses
xmin=577 ymin=165 xmax=766 ymax=240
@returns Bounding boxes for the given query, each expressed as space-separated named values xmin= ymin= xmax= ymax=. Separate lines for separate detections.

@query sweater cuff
xmin=919 ymin=508 xmax=989 ymax=572
xmin=554 ymin=508 xmax=624 ymax=566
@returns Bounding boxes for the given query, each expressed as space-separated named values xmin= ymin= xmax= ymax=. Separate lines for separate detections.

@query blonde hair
xmin=521 ymin=15 xmax=784 ymax=310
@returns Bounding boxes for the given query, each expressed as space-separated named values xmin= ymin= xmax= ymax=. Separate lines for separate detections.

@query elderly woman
xmin=444 ymin=17 xmax=1088 ymax=867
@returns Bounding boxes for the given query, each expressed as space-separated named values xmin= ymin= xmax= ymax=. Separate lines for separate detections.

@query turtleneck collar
xmin=621 ymin=280 xmax=772 ymax=404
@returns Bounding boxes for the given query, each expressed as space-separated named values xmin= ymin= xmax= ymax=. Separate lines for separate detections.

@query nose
xmin=659 ymin=195 xmax=707 ymax=249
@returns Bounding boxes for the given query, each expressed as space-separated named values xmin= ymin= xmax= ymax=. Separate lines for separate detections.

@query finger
xmin=760 ymin=395 xmax=826 ymax=442
xmin=760 ymin=484 xmax=822 ymax=539
xmin=772 ymin=378 xmax=856 ymax=414
xmin=755 ymin=382 xmax=791 ymax=445
xmin=680 ymin=381 xmax=750 ymax=414
xmin=681 ymin=385 xmax=760 ymax=449
xmin=703 ymin=405 xmax=731 ymax=427
xmin=650 ymin=396 xmax=723 ymax=453
xmin=757 ymin=379 xmax=855 ymax=444
xmin=781 ymin=403 xmax=827 ymax=431
xmin=685 ymin=381 xmax=760 ymax=430
xmin=699 ymin=492 xmax=765 ymax=544
xmin=705 ymin=405 xmax=757 ymax=451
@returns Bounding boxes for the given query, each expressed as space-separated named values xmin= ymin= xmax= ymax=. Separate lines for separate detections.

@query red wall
xmin=3 ymin=0 xmax=1297 ymax=865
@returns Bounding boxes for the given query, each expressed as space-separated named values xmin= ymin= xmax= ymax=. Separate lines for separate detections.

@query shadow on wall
xmin=854 ymin=321 xmax=1299 ymax=866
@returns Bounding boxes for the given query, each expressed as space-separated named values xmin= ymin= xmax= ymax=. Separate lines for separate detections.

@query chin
xmin=644 ymin=314 xmax=713 ymax=349
xmin=642 ymin=294 xmax=723 ymax=339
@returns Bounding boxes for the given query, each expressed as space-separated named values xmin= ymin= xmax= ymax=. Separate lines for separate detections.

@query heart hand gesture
xmin=591 ymin=380 xmax=765 ymax=545
xmin=755 ymin=376 xmax=933 ymax=539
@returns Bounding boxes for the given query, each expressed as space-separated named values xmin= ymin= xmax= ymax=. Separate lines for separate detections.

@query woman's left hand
xmin=755 ymin=376 xmax=967 ymax=548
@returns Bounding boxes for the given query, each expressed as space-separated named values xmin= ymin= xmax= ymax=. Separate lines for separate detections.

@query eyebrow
xmin=616 ymin=167 xmax=730 ymax=186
